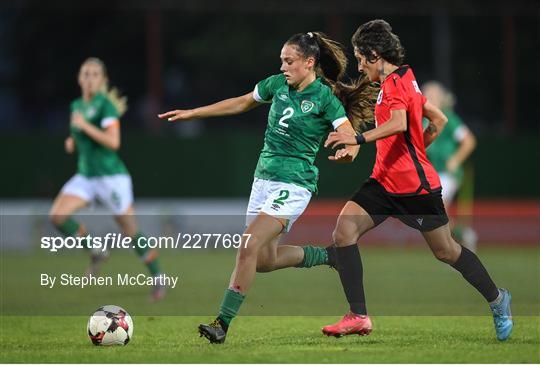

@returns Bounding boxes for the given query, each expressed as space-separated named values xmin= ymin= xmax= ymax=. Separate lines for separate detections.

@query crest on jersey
xmin=301 ymin=100 xmax=315 ymax=113
xmin=86 ymin=107 xmax=97 ymax=119
xmin=376 ymin=90 xmax=383 ymax=105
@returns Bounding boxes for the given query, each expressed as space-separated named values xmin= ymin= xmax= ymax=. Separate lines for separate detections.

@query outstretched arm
xmin=158 ymin=92 xmax=260 ymax=122
xmin=422 ymin=100 xmax=448 ymax=147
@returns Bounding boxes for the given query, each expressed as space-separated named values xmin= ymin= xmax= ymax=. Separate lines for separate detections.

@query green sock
xmin=57 ymin=218 xmax=91 ymax=249
xmin=133 ymin=232 xmax=162 ymax=276
xmin=57 ymin=218 xmax=80 ymax=236
xmin=218 ymin=288 xmax=246 ymax=327
xmin=298 ymin=245 xmax=328 ymax=268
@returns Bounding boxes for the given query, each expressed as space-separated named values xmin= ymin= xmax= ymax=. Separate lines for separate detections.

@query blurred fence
xmin=2 ymin=133 xmax=540 ymax=199
xmin=1 ymin=199 xmax=538 ymax=251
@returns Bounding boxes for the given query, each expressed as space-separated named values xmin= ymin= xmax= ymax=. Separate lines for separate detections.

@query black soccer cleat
xmin=198 ymin=319 xmax=227 ymax=344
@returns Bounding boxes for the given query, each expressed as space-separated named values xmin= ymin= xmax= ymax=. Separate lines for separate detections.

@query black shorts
xmin=350 ymin=178 xmax=449 ymax=232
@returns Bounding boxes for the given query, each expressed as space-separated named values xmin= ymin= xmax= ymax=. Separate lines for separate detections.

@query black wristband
xmin=355 ymin=134 xmax=366 ymax=145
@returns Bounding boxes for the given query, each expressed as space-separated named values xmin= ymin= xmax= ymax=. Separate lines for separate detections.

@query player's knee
xmin=49 ymin=211 xmax=67 ymax=227
xmin=332 ymin=224 xmax=358 ymax=247
xmin=237 ymin=236 xmax=260 ymax=262
xmin=432 ymin=246 xmax=456 ymax=264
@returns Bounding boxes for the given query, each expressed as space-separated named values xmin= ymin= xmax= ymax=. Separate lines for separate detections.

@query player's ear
xmin=305 ymin=56 xmax=316 ymax=69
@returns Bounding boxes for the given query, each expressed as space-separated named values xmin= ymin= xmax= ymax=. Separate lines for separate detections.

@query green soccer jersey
xmin=253 ymin=74 xmax=348 ymax=192
xmin=70 ymin=93 xmax=129 ymax=177
xmin=426 ymin=108 xmax=468 ymax=183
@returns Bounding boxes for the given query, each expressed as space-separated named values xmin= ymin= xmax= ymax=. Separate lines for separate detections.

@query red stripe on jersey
xmin=371 ymin=66 xmax=441 ymax=195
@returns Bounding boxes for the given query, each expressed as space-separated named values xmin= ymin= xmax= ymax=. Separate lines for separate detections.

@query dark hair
xmin=351 ymin=19 xmax=405 ymax=66
xmin=285 ymin=32 xmax=377 ymax=132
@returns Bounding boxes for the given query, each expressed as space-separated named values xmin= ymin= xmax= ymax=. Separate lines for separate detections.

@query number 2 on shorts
xmin=273 ymin=189 xmax=289 ymax=206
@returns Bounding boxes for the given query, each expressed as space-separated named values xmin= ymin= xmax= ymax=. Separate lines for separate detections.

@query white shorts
xmin=60 ymin=174 xmax=133 ymax=215
xmin=245 ymin=178 xmax=312 ymax=232
xmin=439 ymin=172 xmax=459 ymax=205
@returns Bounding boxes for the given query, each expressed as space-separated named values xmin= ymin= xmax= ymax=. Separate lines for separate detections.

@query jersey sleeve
xmin=100 ymin=96 xmax=120 ymax=128
xmin=253 ymin=74 xmax=284 ymax=103
xmin=384 ymin=76 xmax=407 ymax=110
xmin=322 ymin=92 xmax=348 ymax=130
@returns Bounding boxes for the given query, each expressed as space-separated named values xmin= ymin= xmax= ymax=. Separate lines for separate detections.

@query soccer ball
xmin=87 ymin=305 xmax=133 ymax=346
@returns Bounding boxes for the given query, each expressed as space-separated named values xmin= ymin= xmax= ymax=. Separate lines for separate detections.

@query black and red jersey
xmin=371 ymin=65 xmax=441 ymax=195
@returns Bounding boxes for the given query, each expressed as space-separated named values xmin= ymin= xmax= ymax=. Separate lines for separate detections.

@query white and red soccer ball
xmin=87 ymin=305 xmax=133 ymax=346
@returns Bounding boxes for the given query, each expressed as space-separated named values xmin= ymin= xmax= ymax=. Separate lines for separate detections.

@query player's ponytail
xmin=309 ymin=32 xmax=347 ymax=84
xmin=333 ymin=76 xmax=378 ymax=133
xmin=311 ymin=32 xmax=378 ymax=133
xmin=104 ymin=87 xmax=128 ymax=117
xmin=83 ymin=57 xmax=128 ymax=117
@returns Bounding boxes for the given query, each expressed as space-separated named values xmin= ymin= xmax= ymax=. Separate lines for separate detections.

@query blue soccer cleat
xmin=489 ymin=288 xmax=513 ymax=341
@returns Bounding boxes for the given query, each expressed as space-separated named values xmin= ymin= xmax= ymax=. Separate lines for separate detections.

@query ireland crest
xmin=300 ymin=100 xmax=315 ymax=113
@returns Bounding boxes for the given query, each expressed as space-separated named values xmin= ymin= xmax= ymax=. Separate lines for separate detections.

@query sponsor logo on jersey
xmin=376 ymin=90 xmax=383 ymax=105
xmin=277 ymin=93 xmax=288 ymax=101
xmin=301 ymin=100 xmax=315 ymax=113
xmin=271 ymin=203 xmax=281 ymax=211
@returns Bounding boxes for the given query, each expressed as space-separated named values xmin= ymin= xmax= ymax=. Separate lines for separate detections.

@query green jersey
xmin=426 ymin=108 xmax=468 ymax=183
xmin=253 ymin=74 xmax=348 ymax=192
xmin=70 ymin=93 xmax=129 ymax=177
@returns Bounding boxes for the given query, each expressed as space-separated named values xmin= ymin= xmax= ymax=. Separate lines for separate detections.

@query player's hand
xmin=328 ymin=148 xmax=355 ymax=163
xmin=64 ymin=136 xmax=75 ymax=154
xmin=158 ymin=109 xmax=195 ymax=122
xmin=71 ymin=112 xmax=88 ymax=130
xmin=324 ymin=131 xmax=357 ymax=148
xmin=446 ymin=157 xmax=459 ymax=173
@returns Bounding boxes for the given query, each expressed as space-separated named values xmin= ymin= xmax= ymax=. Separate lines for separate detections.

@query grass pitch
xmin=1 ymin=246 xmax=539 ymax=363
xmin=1 ymin=316 xmax=539 ymax=363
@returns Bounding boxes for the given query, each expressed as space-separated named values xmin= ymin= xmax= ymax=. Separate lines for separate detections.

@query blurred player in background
xmin=324 ymin=20 xmax=512 ymax=341
xmin=49 ymin=57 xmax=165 ymax=301
xmin=160 ymin=32 xmax=376 ymax=343
xmin=422 ymin=81 xmax=477 ymax=251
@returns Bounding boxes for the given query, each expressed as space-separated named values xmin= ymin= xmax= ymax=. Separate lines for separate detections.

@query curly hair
xmin=286 ymin=32 xmax=378 ymax=132
xmin=351 ymin=19 xmax=405 ymax=66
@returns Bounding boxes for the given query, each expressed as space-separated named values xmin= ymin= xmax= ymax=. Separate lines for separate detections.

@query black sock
xmin=451 ymin=246 xmax=499 ymax=302
xmin=217 ymin=317 xmax=229 ymax=332
xmin=326 ymin=245 xmax=338 ymax=269
xmin=335 ymin=244 xmax=367 ymax=315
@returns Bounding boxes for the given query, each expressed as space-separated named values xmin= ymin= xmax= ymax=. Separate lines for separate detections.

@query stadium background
xmin=1 ymin=0 xmax=539 ymax=363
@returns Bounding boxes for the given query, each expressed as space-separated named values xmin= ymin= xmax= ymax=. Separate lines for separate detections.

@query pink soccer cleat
xmin=322 ymin=312 xmax=372 ymax=337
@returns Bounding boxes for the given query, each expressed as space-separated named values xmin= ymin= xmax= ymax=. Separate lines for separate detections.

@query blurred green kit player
xmin=49 ymin=58 xmax=165 ymax=301
xmin=422 ymin=81 xmax=478 ymax=251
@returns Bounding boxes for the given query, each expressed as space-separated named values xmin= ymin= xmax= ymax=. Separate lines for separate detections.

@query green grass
xmin=1 ymin=316 xmax=539 ymax=363
xmin=1 ymin=247 xmax=539 ymax=362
